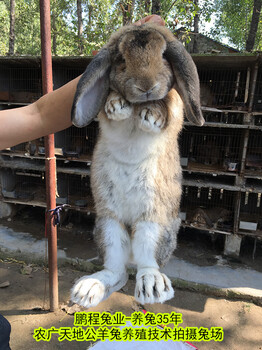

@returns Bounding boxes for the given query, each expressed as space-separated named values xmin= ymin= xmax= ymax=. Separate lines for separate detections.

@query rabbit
xmin=70 ymin=23 xmax=204 ymax=308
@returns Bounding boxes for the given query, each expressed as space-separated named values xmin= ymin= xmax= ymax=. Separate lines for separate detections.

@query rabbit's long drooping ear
xmin=165 ymin=40 xmax=205 ymax=126
xmin=71 ymin=48 xmax=111 ymax=127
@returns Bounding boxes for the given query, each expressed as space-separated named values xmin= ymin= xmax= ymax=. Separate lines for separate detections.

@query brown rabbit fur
xmin=71 ymin=23 xmax=204 ymax=308
xmin=92 ymin=89 xmax=183 ymax=265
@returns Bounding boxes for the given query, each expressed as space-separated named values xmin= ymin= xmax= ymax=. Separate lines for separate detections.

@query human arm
xmin=0 ymin=76 xmax=80 ymax=150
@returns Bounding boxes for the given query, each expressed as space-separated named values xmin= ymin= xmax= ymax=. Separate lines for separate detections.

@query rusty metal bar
xmin=40 ymin=0 xmax=59 ymax=312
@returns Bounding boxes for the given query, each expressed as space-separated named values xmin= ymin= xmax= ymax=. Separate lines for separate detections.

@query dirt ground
xmin=0 ymin=259 xmax=262 ymax=350
xmin=0 ymin=207 xmax=262 ymax=350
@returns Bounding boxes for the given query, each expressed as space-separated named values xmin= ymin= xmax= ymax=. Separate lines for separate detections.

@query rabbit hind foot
xmin=71 ymin=269 xmax=128 ymax=308
xmin=135 ymin=267 xmax=174 ymax=305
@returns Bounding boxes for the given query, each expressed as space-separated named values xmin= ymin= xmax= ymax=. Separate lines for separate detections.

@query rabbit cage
xmin=0 ymin=54 xmax=262 ymax=256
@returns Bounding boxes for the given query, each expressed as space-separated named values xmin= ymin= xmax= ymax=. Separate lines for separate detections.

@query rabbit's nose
xmin=146 ymin=84 xmax=160 ymax=99
xmin=136 ymin=83 xmax=159 ymax=96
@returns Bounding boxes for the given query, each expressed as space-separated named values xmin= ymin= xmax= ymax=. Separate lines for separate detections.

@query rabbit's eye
xmin=115 ymin=54 xmax=126 ymax=72
xmin=119 ymin=63 xmax=126 ymax=72
xmin=162 ymin=53 xmax=168 ymax=62
xmin=117 ymin=54 xmax=125 ymax=64
xmin=119 ymin=58 xmax=126 ymax=71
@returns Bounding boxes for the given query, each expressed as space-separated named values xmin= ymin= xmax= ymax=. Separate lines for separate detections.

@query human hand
xmin=134 ymin=15 xmax=165 ymax=26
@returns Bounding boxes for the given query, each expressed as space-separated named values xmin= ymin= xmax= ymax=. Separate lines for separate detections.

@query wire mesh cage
xmin=0 ymin=169 xmax=94 ymax=211
xmin=0 ymin=66 xmax=42 ymax=103
xmin=57 ymin=173 xmax=94 ymax=211
xmin=180 ymin=126 xmax=243 ymax=173
xmin=181 ymin=185 xmax=235 ymax=232
xmin=0 ymin=168 xmax=46 ymax=204
xmin=183 ymin=171 xmax=236 ymax=189
xmin=55 ymin=121 xmax=99 ymax=161
xmin=245 ymin=130 xmax=262 ymax=174
xmin=253 ymin=67 xmax=262 ymax=112
xmin=253 ymin=114 xmax=262 ymax=127
xmin=6 ymin=137 xmax=45 ymax=155
xmin=201 ymin=110 xmax=245 ymax=125
xmin=198 ymin=66 xmax=250 ymax=110
xmin=239 ymin=191 xmax=262 ymax=235
xmin=53 ymin=67 xmax=85 ymax=89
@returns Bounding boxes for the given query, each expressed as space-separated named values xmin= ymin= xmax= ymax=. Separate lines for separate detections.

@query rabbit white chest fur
xmin=93 ymin=115 xmax=163 ymax=225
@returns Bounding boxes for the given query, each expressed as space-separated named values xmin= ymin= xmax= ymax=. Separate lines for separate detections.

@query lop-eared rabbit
xmin=71 ymin=23 xmax=204 ymax=308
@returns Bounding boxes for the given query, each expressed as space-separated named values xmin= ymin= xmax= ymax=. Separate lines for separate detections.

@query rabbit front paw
xmin=139 ymin=107 xmax=167 ymax=133
xmin=105 ymin=93 xmax=133 ymax=121
xmin=135 ymin=267 xmax=174 ymax=304
xmin=71 ymin=269 xmax=128 ymax=308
